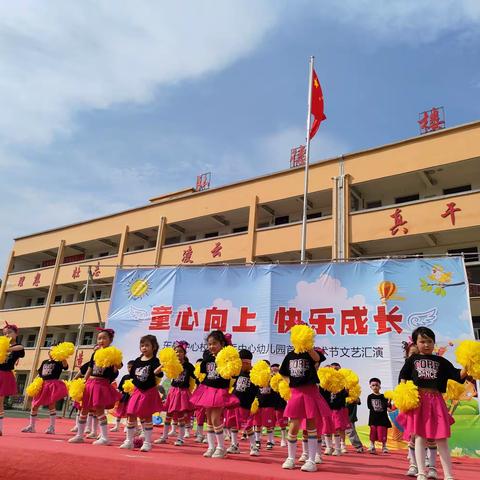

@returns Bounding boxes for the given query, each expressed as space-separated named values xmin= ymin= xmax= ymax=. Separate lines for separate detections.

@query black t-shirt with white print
xmin=171 ymin=361 xmax=195 ymax=389
xmin=257 ymin=384 xmax=276 ymax=408
xmin=367 ymin=393 xmax=392 ymax=427
xmin=279 ymin=351 xmax=318 ymax=388
xmin=89 ymin=352 xmax=118 ymax=380
xmin=319 ymin=387 xmax=347 ymax=410
xmin=0 ymin=342 xmax=25 ymax=371
xmin=200 ymin=350 xmax=230 ymax=389
xmin=398 ymin=353 xmax=464 ymax=393
xmin=38 ymin=359 xmax=68 ymax=380
xmin=232 ymin=371 xmax=259 ymax=410
xmin=131 ymin=356 xmax=162 ymax=391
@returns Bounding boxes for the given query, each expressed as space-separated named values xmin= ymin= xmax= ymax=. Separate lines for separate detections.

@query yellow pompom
xmin=194 ymin=361 xmax=206 ymax=382
xmin=339 ymin=368 xmax=359 ymax=391
xmin=26 ymin=377 xmax=44 ymax=398
xmin=278 ymin=379 xmax=291 ymax=401
xmin=123 ymin=378 xmax=135 ymax=395
xmin=384 ymin=390 xmax=394 ymax=401
xmin=250 ymin=360 xmax=271 ymax=388
xmin=390 ymin=381 xmax=420 ymax=412
xmin=94 ymin=346 xmax=123 ymax=368
xmin=189 ymin=376 xmax=197 ymax=393
xmin=445 ymin=379 xmax=466 ymax=401
xmin=250 ymin=397 xmax=259 ymax=414
xmin=290 ymin=324 xmax=315 ymax=354
xmin=346 ymin=384 xmax=362 ymax=404
xmin=50 ymin=342 xmax=75 ymax=362
xmin=159 ymin=347 xmax=184 ymax=379
xmin=317 ymin=367 xmax=346 ymax=393
xmin=270 ymin=373 xmax=283 ymax=392
xmin=68 ymin=378 xmax=86 ymax=402
xmin=455 ymin=340 xmax=480 ymax=380
xmin=215 ymin=346 xmax=242 ymax=380
xmin=0 ymin=336 xmax=10 ymax=364
xmin=228 ymin=377 xmax=236 ymax=394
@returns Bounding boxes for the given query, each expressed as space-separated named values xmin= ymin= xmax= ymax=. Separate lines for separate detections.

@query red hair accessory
xmin=173 ymin=340 xmax=189 ymax=352
xmin=3 ymin=321 xmax=18 ymax=333
xmin=224 ymin=333 xmax=232 ymax=346
xmin=96 ymin=327 xmax=115 ymax=336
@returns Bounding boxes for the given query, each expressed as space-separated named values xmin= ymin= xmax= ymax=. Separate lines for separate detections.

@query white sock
xmin=30 ymin=414 xmax=38 ymax=429
xmin=436 ymin=439 xmax=452 ymax=478
xmin=93 ymin=416 xmax=99 ymax=435
xmin=86 ymin=414 xmax=93 ymax=431
xmin=302 ymin=440 xmax=308 ymax=454
xmin=231 ymin=430 xmax=238 ymax=446
xmin=308 ymin=437 xmax=318 ymax=462
xmin=268 ymin=431 xmax=274 ymax=443
xmin=178 ymin=425 xmax=185 ymax=441
xmin=77 ymin=416 xmax=87 ymax=437
xmin=98 ymin=416 xmax=108 ymax=440
xmin=49 ymin=410 xmax=56 ymax=428
xmin=287 ymin=439 xmax=297 ymax=459
xmin=215 ymin=429 xmax=225 ymax=449
xmin=415 ymin=436 xmax=427 ymax=475
xmin=409 ymin=447 xmax=417 ymax=466
xmin=324 ymin=435 xmax=333 ymax=449
xmin=427 ymin=447 xmax=437 ymax=467
xmin=248 ymin=433 xmax=256 ymax=448
xmin=334 ymin=435 xmax=341 ymax=451
xmin=126 ymin=425 xmax=135 ymax=443
xmin=144 ymin=426 xmax=153 ymax=444
xmin=207 ymin=429 xmax=215 ymax=450
xmin=281 ymin=429 xmax=287 ymax=442
xmin=197 ymin=425 xmax=204 ymax=436
xmin=163 ymin=423 xmax=171 ymax=439
xmin=255 ymin=430 xmax=261 ymax=442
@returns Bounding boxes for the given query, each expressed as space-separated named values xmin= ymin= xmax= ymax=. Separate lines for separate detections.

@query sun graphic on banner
xmin=127 ymin=278 xmax=151 ymax=299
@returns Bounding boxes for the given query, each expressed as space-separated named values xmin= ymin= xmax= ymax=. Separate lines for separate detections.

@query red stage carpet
xmin=1 ymin=418 xmax=478 ymax=480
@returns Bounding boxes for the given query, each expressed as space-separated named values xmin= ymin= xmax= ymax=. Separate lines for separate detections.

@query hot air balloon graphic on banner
xmin=378 ymin=281 xmax=405 ymax=304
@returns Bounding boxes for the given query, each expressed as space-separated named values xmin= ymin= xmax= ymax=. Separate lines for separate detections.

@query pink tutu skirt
xmin=32 ymin=380 xmax=68 ymax=408
xmin=164 ymin=386 xmax=193 ymax=414
xmin=331 ymin=407 xmax=351 ymax=431
xmin=0 ymin=371 xmax=17 ymax=396
xmin=190 ymin=384 xmax=240 ymax=409
xmin=111 ymin=399 xmax=129 ymax=418
xmin=397 ymin=391 xmax=454 ymax=440
xmin=127 ymin=386 xmax=164 ymax=419
xmin=254 ymin=407 xmax=276 ymax=428
xmin=285 ymin=384 xmax=332 ymax=420
xmin=82 ymin=377 xmax=122 ymax=410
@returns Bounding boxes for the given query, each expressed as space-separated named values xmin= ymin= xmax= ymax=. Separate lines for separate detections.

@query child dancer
xmin=367 ymin=377 xmax=391 ymax=454
xmin=120 ymin=335 xmax=163 ymax=452
xmin=226 ymin=349 xmax=259 ymax=456
xmin=346 ymin=398 xmax=364 ymax=453
xmin=69 ymin=328 xmax=122 ymax=445
xmin=279 ymin=345 xmax=330 ymax=472
xmin=0 ymin=322 xmax=25 ymax=436
xmin=22 ymin=348 xmax=69 ymax=434
xmin=254 ymin=360 xmax=277 ymax=450
xmin=398 ymin=327 xmax=467 ymax=480
xmin=110 ymin=360 xmax=134 ymax=432
xmin=190 ymin=330 xmax=239 ymax=459
xmin=156 ymin=340 xmax=195 ymax=446
xmin=270 ymin=363 xmax=288 ymax=447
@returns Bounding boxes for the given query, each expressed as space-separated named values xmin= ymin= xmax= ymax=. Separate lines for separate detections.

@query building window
xmin=133 ymin=245 xmax=144 ymax=251
xmin=94 ymin=290 xmax=102 ymax=300
xmin=366 ymin=200 xmax=382 ymax=209
xmin=205 ymin=232 xmax=219 ymax=238
xmin=44 ymin=334 xmax=54 ymax=348
xmin=99 ymin=252 xmax=110 ymax=257
xmin=395 ymin=194 xmax=419 ymax=204
xmin=186 ymin=235 xmax=197 ymax=241
xmin=25 ymin=298 xmax=33 ymax=307
xmin=232 ymin=226 xmax=248 ymax=233
xmin=26 ymin=334 xmax=37 ymax=348
xmin=258 ymin=222 xmax=270 ymax=228
xmin=443 ymin=185 xmax=471 ymax=195
xmin=82 ymin=331 xmax=94 ymax=346
xmin=36 ymin=297 xmax=45 ymax=306
xmin=54 ymin=295 xmax=62 ymax=304
xmin=274 ymin=215 xmax=290 ymax=226
xmin=448 ymin=246 xmax=479 ymax=263
xmin=164 ymin=236 xmax=181 ymax=245
xmin=307 ymin=212 xmax=322 ymax=220
xmin=16 ymin=373 xmax=28 ymax=395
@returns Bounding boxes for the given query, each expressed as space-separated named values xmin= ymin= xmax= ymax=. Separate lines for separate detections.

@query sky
xmin=1 ymin=0 xmax=480 ymax=268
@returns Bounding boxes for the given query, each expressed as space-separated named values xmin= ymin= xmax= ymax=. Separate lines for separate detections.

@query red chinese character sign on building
xmin=441 ymin=202 xmax=461 ymax=226
xmin=196 ymin=172 xmax=211 ymax=191
xmin=418 ymin=107 xmax=445 ymax=134
xmin=390 ymin=208 xmax=408 ymax=236
xmin=290 ymin=145 xmax=306 ymax=168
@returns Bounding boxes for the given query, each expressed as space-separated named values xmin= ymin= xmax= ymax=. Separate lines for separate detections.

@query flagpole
xmin=300 ymin=56 xmax=314 ymax=263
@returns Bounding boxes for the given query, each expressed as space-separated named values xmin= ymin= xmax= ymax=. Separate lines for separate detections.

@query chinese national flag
xmin=309 ymin=68 xmax=326 ymax=139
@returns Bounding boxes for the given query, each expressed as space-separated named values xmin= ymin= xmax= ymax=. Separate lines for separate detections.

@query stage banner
xmin=107 ymin=257 xmax=479 ymax=456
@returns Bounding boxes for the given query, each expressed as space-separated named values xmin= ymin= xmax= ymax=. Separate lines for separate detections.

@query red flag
xmin=309 ymin=68 xmax=326 ymax=139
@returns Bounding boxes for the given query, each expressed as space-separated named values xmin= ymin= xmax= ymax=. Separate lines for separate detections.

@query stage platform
xmin=1 ymin=418 xmax=478 ymax=480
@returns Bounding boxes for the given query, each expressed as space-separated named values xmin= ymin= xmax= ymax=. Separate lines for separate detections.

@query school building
xmin=1 ymin=120 xmax=479 ymax=405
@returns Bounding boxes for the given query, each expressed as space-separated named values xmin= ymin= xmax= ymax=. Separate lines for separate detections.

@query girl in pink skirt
xmin=271 ymin=363 xmax=288 ymax=447
xmin=190 ymin=330 xmax=239 ymax=459
xmin=156 ymin=340 xmax=195 ymax=446
xmin=22 ymin=349 xmax=69 ymax=434
xmin=279 ymin=346 xmax=331 ymax=472
xmin=398 ymin=327 xmax=467 ymax=480
xmin=120 ymin=335 xmax=163 ymax=452
xmin=0 ymin=322 xmax=25 ymax=436
xmin=110 ymin=360 xmax=134 ymax=432
xmin=69 ymin=328 xmax=122 ymax=446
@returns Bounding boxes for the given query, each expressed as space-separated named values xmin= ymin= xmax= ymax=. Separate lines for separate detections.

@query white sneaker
xmin=174 ymin=439 xmax=184 ymax=446
xmin=203 ymin=448 xmax=215 ymax=457
xmin=324 ymin=447 xmax=333 ymax=455
xmin=154 ymin=437 xmax=167 ymax=444
xmin=68 ymin=435 xmax=85 ymax=443
xmin=427 ymin=468 xmax=438 ymax=479
xmin=368 ymin=446 xmax=376 ymax=455
xmin=168 ymin=428 xmax=176 ymax=437
xmin=250 ymin=446 xmax=260 ymax=456
xmin=332 ymin=449 xmax=342 ymax=456
xmin=282 ymin=458 xmax=295 ymax=469
xmin=280 ymin=440 xmax=287 ymax=447
xmin=382 ymin=446 xmax=389 ymax=454
xmin=315 ymin=453 xmax=322 ymax=464
xmin=195 ymin=434 xmax=205 ymax=443
xmin=301 ymin=460 xmax=317 ymax=472
xmin=110 ymin=425 xmax=120 ymax=432
xmin=21 ymin=425 xmax=35 ymax=433
xmin=227 ymin=444 xmax=240 ymax=454
xmin=212 ymin=447 xmax=228 ymax=458
xmin=45 ymin=426 xmax=55 ymax=435
xmin=341 ymin=446 xmax=348 ymax=454
xmin=119 ymin=440 xmax=133 ymax=449
xmin=299 ymin=452 xmax=308 ymax=463
xmin=70 ymin=426 xmax=78 ymax=433
xmin=184 ymin=430 xmax=191 ymax=439
xmin=86 ymin=432 xmax=98 ymax=439
xmin=84 ymin=428 xmax=91 ymax=435
xmin=140 ymin=442 xmax=152 ymax=452
xmin=406 ymin=465 xmax=418 ymax=477
xmin=92 ymin=437 xmax=111 ymax=446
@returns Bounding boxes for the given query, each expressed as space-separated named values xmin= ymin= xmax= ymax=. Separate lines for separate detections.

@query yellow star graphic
xmin=314 ymin=78 xmax=319 ymax=88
